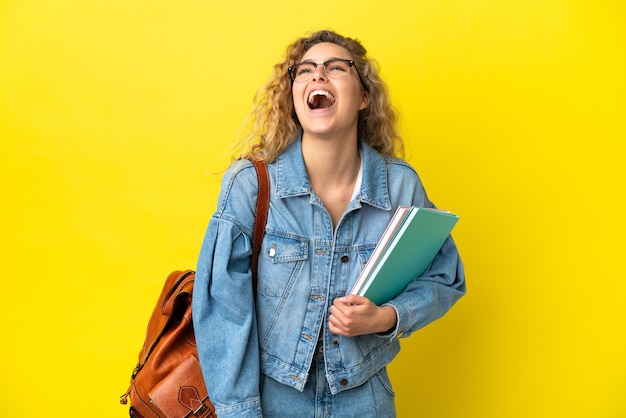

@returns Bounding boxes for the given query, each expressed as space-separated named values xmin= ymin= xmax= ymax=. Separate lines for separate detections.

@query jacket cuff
xmin=375 ymin=303 xmax=401 ymax=339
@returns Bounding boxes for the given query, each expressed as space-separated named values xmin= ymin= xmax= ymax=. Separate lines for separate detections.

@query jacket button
xmin=340 ymin=378 xmax=348 ymax=386
xmin=332 ymin=338 xmax=339 ymax=345
xmin=340 ymin=255 xmax=349 ymax=263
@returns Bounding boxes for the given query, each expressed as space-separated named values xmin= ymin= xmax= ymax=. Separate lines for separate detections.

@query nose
xmin=311 ymin=64 xmax=327 ymax=81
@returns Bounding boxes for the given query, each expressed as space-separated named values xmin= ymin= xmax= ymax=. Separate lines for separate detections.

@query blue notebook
xmin=350 ymin=206 xmax=459 ymax=305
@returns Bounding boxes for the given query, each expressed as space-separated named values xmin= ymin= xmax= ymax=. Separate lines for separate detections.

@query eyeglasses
xmin=288 ymin=58 xmax=357 ymax=83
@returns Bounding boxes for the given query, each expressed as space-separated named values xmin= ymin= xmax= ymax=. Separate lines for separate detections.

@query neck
xmin=301 ymin=132 xmax=361 ymax=187
xmin=301 ymin=132 xmax=362 ymax=228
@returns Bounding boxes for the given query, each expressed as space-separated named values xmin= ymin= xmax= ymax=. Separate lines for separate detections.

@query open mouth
xmin=308 ymin=90 xmax=336 ymax=110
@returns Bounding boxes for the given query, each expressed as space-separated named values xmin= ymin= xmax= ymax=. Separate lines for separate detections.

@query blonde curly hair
xmin=233 ymin=30 xmax=404 ymax=163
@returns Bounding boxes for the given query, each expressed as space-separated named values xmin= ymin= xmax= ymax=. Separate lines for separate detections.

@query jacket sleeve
xmin=192 ymin=164 xmax=263 ymax=418
xmin=385 ymin=233 xmax=465 ymax=338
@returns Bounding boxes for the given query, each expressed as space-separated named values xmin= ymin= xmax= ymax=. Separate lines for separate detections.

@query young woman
xmin=192 ymin=30 xmax=465 ymax=418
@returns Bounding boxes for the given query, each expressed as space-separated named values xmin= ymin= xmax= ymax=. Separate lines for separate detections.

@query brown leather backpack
xmin=120 ymin=160 xmax=270 ymax=418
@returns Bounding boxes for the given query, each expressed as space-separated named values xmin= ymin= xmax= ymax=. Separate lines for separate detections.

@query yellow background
xmin=1 ymin=0 xmax=624 ymax=417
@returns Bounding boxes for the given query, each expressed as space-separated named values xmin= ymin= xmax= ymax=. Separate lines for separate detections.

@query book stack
xmin=350 ymin=206 xmax=459 ymax=305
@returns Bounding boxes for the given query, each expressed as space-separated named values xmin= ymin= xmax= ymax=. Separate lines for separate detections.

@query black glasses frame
xmin=288 ymin=58 xmax=367 ymax=90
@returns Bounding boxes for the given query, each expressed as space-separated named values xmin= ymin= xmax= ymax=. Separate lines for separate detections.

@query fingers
xmin=328 ymin=311 xmax=353 ymax=337
xmin=328 ymin=302 xmax=363 ymax=337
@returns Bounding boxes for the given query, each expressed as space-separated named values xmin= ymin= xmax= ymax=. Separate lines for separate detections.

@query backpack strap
xmin=251 ymin=160 xmax=269 ymax=295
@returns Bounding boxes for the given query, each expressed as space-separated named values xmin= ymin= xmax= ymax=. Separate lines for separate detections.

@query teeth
xmin=308 ymin=90 xmax=336 ymax=105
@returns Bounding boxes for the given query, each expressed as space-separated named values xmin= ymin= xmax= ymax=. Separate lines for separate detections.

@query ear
xmin=359 ymin=91 xmax=369 ymax=111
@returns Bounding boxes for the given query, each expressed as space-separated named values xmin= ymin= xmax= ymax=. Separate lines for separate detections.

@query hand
xmin=328 ymin=295 xmax=398 ymax=337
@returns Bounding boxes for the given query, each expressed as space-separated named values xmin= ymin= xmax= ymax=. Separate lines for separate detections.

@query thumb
xmin=337 ymin=294 xmax=368 ymax=306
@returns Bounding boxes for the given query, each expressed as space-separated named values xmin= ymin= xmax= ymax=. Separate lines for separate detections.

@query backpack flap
xmin=148 ymin=355 xmax=213 ymax=418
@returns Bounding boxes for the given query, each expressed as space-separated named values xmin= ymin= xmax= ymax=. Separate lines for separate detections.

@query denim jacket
xmin=193 ymin=134 xmax=466 ymax=417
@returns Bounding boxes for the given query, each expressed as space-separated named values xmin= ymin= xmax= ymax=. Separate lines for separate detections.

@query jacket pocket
xmin=258 ymin=232 xmax=308 ymax=298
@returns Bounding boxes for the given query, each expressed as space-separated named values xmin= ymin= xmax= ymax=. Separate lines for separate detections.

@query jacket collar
xmin=275 ymin=132 xmax=392 ymax=210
